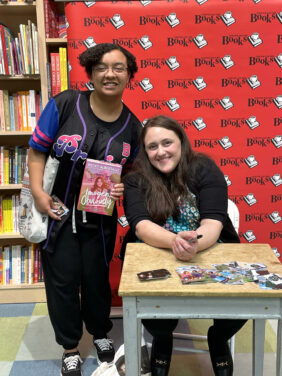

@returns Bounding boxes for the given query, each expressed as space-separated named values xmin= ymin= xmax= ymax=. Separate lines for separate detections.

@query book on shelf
xmin=0 ymin=90 xmax=5 ymax=131
xmin=8 ymin=95 xmax=15 ymax=131
xmin=3 ymin=246 xmax=10 ymax=285
xmin=44 ymin=0 xmax=60 ymax=38
xmin=77 ymin=159 xmax=122 ymax=216
xmin=0 ymin=146 xmax=28 ymax=185
xmin=0 ymin=247 xmax=3 ymax=285
xmin=59 ymin=47 xmax=68 ymax=92
xmin=11 ymin=245 xmax=21 ymax=285
xmin=0 ymin=196 xmax=3 ymax=233
xmin=2 ymin=90 xmax=11 ymax=131
xmin=50 ymin=52 xmax=60 ymax=96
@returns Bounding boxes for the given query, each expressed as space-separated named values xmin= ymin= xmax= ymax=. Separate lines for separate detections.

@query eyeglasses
xmin=93 ymin=64 xmax=128 ymax=74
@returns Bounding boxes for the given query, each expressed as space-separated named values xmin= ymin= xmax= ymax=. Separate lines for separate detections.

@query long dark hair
xmin=126 ymin=115 xmax=207 ymax=223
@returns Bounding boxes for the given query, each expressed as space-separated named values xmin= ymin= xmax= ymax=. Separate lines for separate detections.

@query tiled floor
xmin=0 ymin=302 xmax=278 ymax=376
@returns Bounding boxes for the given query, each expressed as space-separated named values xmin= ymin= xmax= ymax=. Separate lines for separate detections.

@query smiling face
xmin=144 ymin=126 xmax=182 ymax=175
xmin=90 ymin=49 xmax=130 ymax=98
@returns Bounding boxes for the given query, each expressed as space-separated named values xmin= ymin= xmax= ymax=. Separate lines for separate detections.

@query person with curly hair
xmin=28 ymin=43 xmax=142 ymax=376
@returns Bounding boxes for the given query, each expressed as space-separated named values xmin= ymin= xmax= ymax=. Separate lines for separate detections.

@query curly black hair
xmin=78 ymin=43 xmax=138 ymax=80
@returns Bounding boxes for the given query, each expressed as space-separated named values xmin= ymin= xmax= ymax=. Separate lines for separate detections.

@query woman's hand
xmin=172 ymin=231 xmax=200 ymax=261
xmin=110 ymin=183 xmax=124 ymax=201
xmin=33 ymin=190 xmax=62 ymax=221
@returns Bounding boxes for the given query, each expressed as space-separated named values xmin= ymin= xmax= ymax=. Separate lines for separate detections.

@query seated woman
xmin=123 ymin=115 xmax=246 ymax=376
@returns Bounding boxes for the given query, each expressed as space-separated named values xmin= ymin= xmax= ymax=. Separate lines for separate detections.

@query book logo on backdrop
xmin=248 ymin=32 xmax=263 ymax=47
xmin=68 ymin=38 xmax=88 ymax=50
xmin=269 ymin=211 xmax=282 ymax=224
xmin=193 ymin=34 xmax=208 ymax=48
xmin=139 ymin=78 xmax=154 ymax=92
xmin=244 ymin=193 xmax=257 ymax=206
xmin=195 ymin=0 xmax=209 ymax=5
xmin=220 ymin=157 xmax=245 ymax=167
xmin=195 ymin=56 xmax=221 ymax=68
xmin=270 ymin=231 xmax=282 ymax=241
xmin=220 ymin=55 xmax=235 ymax=69
xmin=246 ymin=137 xmax=273 ymax=147
xmin=250 ymin=12 xmax=277 ymax=23
xmin=110 ymin=14 xmax=125 ymax=29
xmin=194 ymin=98 xmax=220 ymax=109
xmin=274 ymin=96 xmax=282 ymax=109
xmin=139 ymin=14 xmax=165 ymax=26
xmin=249 ymin=55 xmax=278 ymax=66
xmin=222 ymin=34 xmax=248 ymax=46
xmin=84 ymin=16 xmax=110 ymax=28
xmin=83 ymin=36 xmax=96 ymax=49
xmin=168 ymin=36 xmax=192 ymax=47
xmin=221 ymin=117 xmax=244 ymax=128
xmin=166 ymin=56 xmax=180 ymax=70
xmin=221 ymin=11 xmax=236 ymax=26
xmin=219 ymin=136 xmax=232 ymax=150
xmin=274 ymin=117 xmax=282 ymax=126
xmin=228 ymin=195 xmax=244 ymax=205
xmin=138 ymin=35 xmax=153 ymax=50
xmin=193 ymin=76 xmax=207 ymax=90
xmin=166 ymin=13 xmax=180 ymax=28
xmin=273 ymin=156 xmax=282 ymax=166
xmin=141 ymin=98 xmax=180 ymax=112
xmin=112 ymin=38 xmax=138 ymax=49
xmin=248 ymin=97 xmax=274 ymax=107
xmin=194 ymin=138 xmax=219 ymax=149
xmin=246 ymin=115 xmax=260 ymax=129
xmin=140 ymin=58 xmax=166 ymax=70
xmin=140 ymin=0 xmax=152 ymax=6
xmin=246 ymin=175 xmax=282 ymax=186
xmin=193 ymin=117 xmax=207 ymax=131
xmin=277 ymin=11 xmax=282 ymax=23
xmin=243 ymin=230 xmax=256 ymax=243
xmin=84 ymin=1 xmax=96 ymax=7
xmin=224 ymin=175 xmax=232 ymax=186
xmin=194 ymin=13 xmax=221 ymax=25
xmin=272 ymin=135 xmax=282 ymax=149
xmin=168 ymin=78 xmax=192 ymax=89
xmin=245 ymin=155 xmax=259 ymax=168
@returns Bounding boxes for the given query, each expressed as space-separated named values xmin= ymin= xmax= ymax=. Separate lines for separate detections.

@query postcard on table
xmin=77 ymin=159 xmax=122 ymax=216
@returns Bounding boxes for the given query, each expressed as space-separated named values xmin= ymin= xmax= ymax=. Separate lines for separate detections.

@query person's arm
xmin=28 ymin=148 xmax=60 ymax=220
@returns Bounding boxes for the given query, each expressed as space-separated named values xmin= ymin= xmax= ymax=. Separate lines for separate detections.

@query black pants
xmin=41 ymin=218 xmax=116 ymax=350
xmin=143 ymin=318 xmax=246 ymax=349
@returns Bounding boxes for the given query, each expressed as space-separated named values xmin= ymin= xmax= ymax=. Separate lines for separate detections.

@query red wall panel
xmin=65 ymin=0 xmax=282 ymax=305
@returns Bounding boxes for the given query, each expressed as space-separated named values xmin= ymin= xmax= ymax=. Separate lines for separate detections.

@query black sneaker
xmin=93 ymin=338 xmax=115 ymax=365
xmin=61 ymin=351 xmax=83 ymax=376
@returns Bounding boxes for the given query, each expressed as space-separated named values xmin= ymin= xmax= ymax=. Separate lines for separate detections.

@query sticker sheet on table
xmin=65 ymin=0 xmax=282 ymax=305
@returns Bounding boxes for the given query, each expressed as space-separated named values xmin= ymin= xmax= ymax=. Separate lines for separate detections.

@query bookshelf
xmin=0 ymin=0 xmax=66 ymax=303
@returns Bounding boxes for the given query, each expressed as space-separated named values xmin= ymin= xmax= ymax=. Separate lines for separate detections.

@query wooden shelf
xmin=46 ymin=38 xmax=67 ymax=45
xmin=0 ymin=232 xmax=25 ymax=239
xmin=0 ymin=0 xmax=66 ymax=305
xmin=0 ymin=75 xmax=40 ymax=80
xmin=0 ymin=184 xmax=22 ymax=190
xmin=0 ymin=283 xmax=46 ymax=303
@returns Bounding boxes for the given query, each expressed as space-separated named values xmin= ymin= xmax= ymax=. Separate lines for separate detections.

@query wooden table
xmin=118 ymin=243 xmax=282 ymax=376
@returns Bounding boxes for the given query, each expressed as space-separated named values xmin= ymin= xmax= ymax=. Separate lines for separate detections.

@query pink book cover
xmin=77 ymin=159 xmax=122 ymax=216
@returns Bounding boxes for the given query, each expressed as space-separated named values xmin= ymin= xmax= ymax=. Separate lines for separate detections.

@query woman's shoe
xmin=207 ymin=327 xmax=233 ymax=376
xmin=150 ymin=336 xmax=172 ymax=376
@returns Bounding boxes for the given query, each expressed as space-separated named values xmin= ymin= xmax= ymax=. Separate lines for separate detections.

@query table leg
xmin=276 ymin=320 xmax=282 ymax=376
xmin=123 ymin=297 xmax=142 ymax=376
xmin=252 ymin=319 xmax=265 ymax=376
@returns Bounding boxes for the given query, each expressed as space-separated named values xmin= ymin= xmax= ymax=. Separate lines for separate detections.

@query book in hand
xmin=77 ymin=159 xmax=122 ymax=216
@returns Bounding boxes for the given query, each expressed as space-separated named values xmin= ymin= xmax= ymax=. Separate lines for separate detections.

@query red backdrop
xmin=65 ymin=0 xmax=282 ymax=305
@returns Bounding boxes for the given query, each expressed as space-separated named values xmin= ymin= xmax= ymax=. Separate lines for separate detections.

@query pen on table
xmin=187 ymin=234 xmax=203 ymax=243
